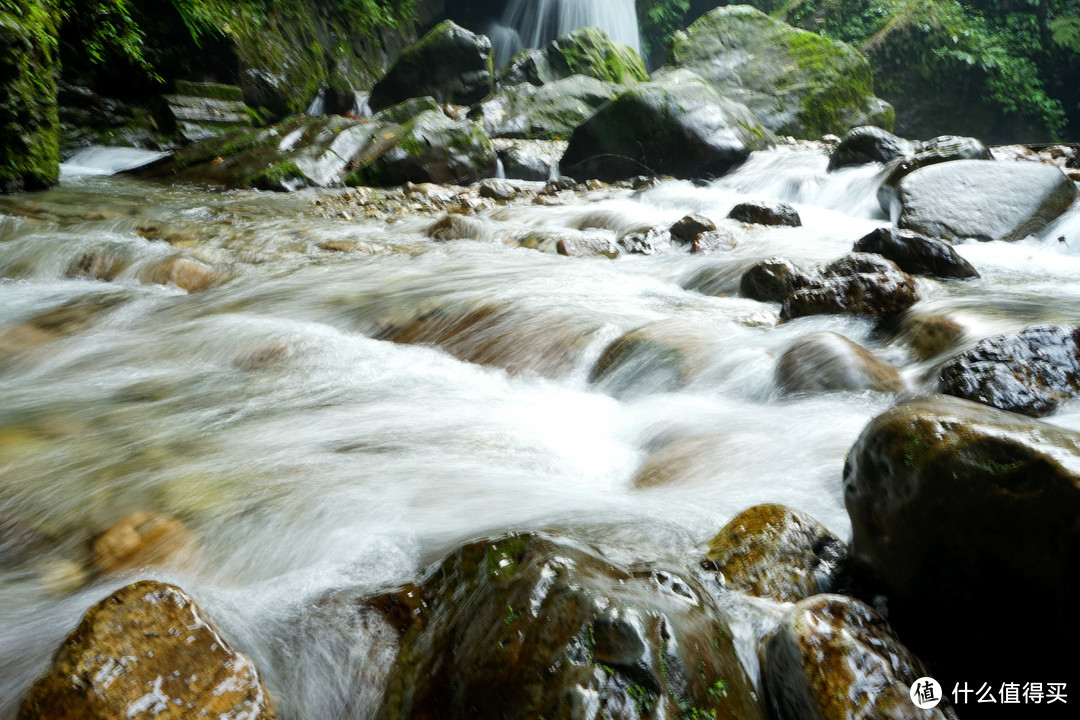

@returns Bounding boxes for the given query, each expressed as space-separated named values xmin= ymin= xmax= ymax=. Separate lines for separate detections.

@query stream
xmin=2 ymin=144 xmax=1079 ymax=718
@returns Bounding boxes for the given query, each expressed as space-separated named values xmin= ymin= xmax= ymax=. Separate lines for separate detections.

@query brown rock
xmin=631 ymin=434 xmax=730 ymax=488
xmin=19 ymin=580 xmax=277 ymax=720
xmin=669 ymin=213 xmax=716 ymax=244
xmin=898 ymin=312 xmax=964 ymax=360
xmin=148 ymin=257 xmax=219 ymax=292
xmin=427 ymin=213 xmax=485 ymax=241
xmin=776 ymin=331 xmax=904 ymax=394
xmin=705 ymin=504 xmax=846 ymax=602
xmin=90 ymin=511 xmax=197 ymax=574
xmin=66 ymin=252 xmax=127 ymax=281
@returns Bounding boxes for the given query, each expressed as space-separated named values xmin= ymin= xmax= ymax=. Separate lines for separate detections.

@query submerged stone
xmin=776 ymin=331 xmax=904 ymax=394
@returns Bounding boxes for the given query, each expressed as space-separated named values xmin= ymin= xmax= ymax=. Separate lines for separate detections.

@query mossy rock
xmin=765 ymin=594 xmax=957 ymax=720
xmin=844 ymin=395 xmax=1080 ymax=680
xmin=561 ymin=69 xmax=775 ymax=181
xmin=0 ymin=1 xmax=60 ymax=193
xmin=377 ymin=533 xmax=765 ymax=720
xmin=369 ymin=20 xmax=493 ymax=112
xmin=500 ymin=26 xmax=648 ymax=87
xmin=470 ymin=74 xmax=623 ymax=140
xmin=662 ymin=5 xmax=891 ymax=139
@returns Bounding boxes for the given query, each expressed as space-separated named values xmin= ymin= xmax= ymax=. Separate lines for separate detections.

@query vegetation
xmin=639 ymin=0 xmax=1080 ymax=139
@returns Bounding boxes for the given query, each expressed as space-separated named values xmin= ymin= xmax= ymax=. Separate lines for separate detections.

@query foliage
xmin=639 ymin=0 xmax=690 ymax=64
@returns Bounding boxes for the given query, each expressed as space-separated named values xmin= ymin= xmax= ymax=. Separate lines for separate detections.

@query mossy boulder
xmin=345 ymin=109 xmax=497 ymax=187
xmin=560 ymin=69 xmax=775 ymax=182
xmin=765 ymin=594 xmax=956 ymax=720
xmin=705 ymin=504 xmax=847 ymax=603
xmin=369 ymin=21 xmax=493 ymax=113
xmin=0 ymin=1 xmax=60 ymax=193
xmin=377 ymin=533 xmax=765 ymax=720
xmin=133 ymin=111 xmax=496 ymax=190
xmin=499 ymin=26 xmax=648 ymax=87
xmin=19 ymin=581 xmax=277 ymax=720
xmin=469 ymin=75 xmax=623 ymax=140
xmin=938 ymin=325 xmax=1080 ymax=417
xmin=844 ymin=395 xmax=1080 ymax=681
xmin=662 ymin=5 xmax=892 ymax=139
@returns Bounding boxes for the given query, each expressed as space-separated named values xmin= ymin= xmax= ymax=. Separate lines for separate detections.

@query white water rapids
xmin=1 ymin=145 xmax=1080 ymax=718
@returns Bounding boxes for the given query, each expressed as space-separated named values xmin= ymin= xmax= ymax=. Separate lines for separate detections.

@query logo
xmin=911 ymin=677 xmax=943 ymax=709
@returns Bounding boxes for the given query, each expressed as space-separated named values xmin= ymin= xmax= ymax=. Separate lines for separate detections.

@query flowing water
xmin=489 ymin=0 xmax=642 ymax=68
xmin=1 ymin=145 xmax=1079 ymax=718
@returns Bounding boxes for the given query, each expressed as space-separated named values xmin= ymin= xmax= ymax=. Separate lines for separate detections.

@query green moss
xmin=174 ymin=79 xmax=243 ymax=101
xmin=0 ymin=0 xmax=60 ymax=193
xmin=249 ymin=159 xmax=307 ymax=189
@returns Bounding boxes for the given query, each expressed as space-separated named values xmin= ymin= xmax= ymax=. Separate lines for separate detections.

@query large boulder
xmin=0 ymin=1 xmax=60 ymax=193
xmin=776 ymin=331 xmax=904 ymax=394
xmin=705 ymin=504 xmax=847 ymax=603
xmin=874 ymin=134 xmax=991 ymax=212
xmin=368 ymin=21 xmax=493 ymax=112
xmin=765 ymin=594 xmax=956 ymax=720
xmin=827 ymin=126 xmax=914 ymax=171
xmin=498 ymin=26 xmax=648 ymax=86
xmin=852 ymin=226 xmax=979 ymax=280
xmin=894 ymin=159 xmax=1077 ymax=242
xmin=938 ymin=325 xmax=1080 ymax=417
xmin=377 ymin=533 xmax=765 ymax=720
xmin=469 ymin=75 xmax=623 ymax=140
xmin=19 ymin=580 xmax=277 ymax=720
xmin=133 ymin=111 xmax=496 ymax=190
xmin=844 ymin=396 xmax=1080 ymax=678
xmin=560 ymin=69 xmax=775 ymax=181
xmin=662 ymin=5 xmax=892 ymax=139
xmin=152 ymin=80 xmax=251 ymax=144
xmin=779 ymin=254 xmax=919 ymax=322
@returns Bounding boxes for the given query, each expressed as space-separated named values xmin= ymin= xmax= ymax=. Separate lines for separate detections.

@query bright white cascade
xmin=489 ymin=0 xmax=642 ymax=68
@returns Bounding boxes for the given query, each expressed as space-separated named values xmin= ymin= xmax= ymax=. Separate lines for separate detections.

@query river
xmin=1 ymin=144 xmax=1079 ymax=718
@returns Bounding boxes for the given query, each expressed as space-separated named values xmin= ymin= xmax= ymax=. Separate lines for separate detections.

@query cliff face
xmin=0 ymin=1 xmax=60 ymax=193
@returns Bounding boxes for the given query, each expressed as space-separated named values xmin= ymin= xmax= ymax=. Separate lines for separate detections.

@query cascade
xmin=489 ymin=0 xmax=641 ymax=68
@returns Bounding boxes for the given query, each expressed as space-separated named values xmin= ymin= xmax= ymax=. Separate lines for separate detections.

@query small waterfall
xmin=490 ymin=0 xmax=642 ymax=68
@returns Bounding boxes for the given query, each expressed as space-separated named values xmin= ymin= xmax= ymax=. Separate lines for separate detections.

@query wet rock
xmin=728 ymin=200 xmax=801 ymax=227
xmin=765 ymin=594 xmax=955 ymax=720
xmin=374 ymin=302 xmax=592 ymax=378
xmin=493 ymin=138 xmax=565 ymax=181
xmin=38 ymin=558 xmax=88 ymax=596
xmin=91 ymin=511 xmax=197 ymax=574
xmin=498 ymin=26 xmax=648 ymax=87
xmin=662 ymin=6 xmax=892 ymax=138
xmin=370 ymin=95 xmax=440 ymax=125
xmin=852 ymin=226 xmax=979 ymax=279
xmin=378 ymin=533 xmax=764 ymax=720
xmin=19 ymin=580 xmax=277 ymax=720
xmin=66 ymin=251 xmax=127 ymax=281
xmin=875 ymin=135 xmax=993 ymax=214
xmin=631 ymin=435 xmax=731 ymax=489
xmin=347 ymin=109 xmax=498 ymax=187
xmin=427 ymin=213 xmax=485 ymax=241
xmin=843 ymin=396 xmax=1080 ymax=680
xmin=669 ymin=214 xmax=716 ymax=244
xmin=739 ymin=257 xmax=814 ymax=303
xmin=779 ymin=254 xmax=919 ymax=322
xmin=368 ymin=21 xmax=493 ymax=112
xmin=478 ymin=179 xmax=517 ymax=201
xmin=827 ymin=126 xmax=915 ymax=171
xmin=26 ymin=293 xmax=127 ymax=335
xmin=153 ymin=81 xmax=251 ymax=143
xmin=777 ymin=332 xmax=904 ymax=394
xmin=894 ymin=159 xmax=1077 ymax=242
xmin=560 ymin=69 xmax=774 ymax=182
xmin=147 ymin=257 xmax=220 ymax=292
xmin=471 ymin=75 xmax=624 ymax=141
xmin=618 ymin=227 xmax=666 ymax=255
xmin=692 ymin=230 xmax=737 ymax=254
xmin=556 ymin=235 xmax=620 ymax=258
xmin=897 ymin=312 xmax=965 ymax=360
xmin=938 ymin=324 xmax=1080 ymax=417
xmin=705 ymin=504 xmax=847 ymax=603
xmin=589 ymin=319 xmax=714 ymax=397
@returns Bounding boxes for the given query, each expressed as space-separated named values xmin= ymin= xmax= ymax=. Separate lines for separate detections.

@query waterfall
xmin=489 ymin=0 xmax=642 ymax=68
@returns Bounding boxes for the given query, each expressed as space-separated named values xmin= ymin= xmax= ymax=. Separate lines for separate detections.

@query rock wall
xmin=0 ymin=0 xmax=60 ymax=193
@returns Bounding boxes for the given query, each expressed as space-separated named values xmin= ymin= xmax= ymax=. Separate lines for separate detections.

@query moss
xmin=0 ymin=0 xmax=60 ymax=193
xmin=249 ymin=160 xmax=307 ymax=190
xmin=174 ymin=80 xmax=243 ymax=101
